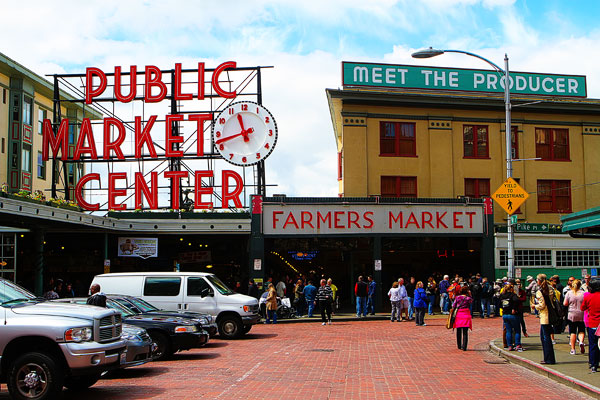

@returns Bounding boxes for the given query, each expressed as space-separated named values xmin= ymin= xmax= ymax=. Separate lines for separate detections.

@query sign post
xmin=492 ymin=177 xmax=530 ymax=279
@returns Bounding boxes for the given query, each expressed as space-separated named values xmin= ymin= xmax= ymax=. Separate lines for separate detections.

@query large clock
xmin=212 ymin=101 xmax=277 ymax=166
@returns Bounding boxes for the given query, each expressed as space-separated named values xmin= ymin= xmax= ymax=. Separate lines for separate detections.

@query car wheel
xmin=7 ymin=352 xmax=64 ymax=400
xmin=64 ymin=374 xmax=101 ymax=391
xmin=149 ymin=332 xmax=172 ymax=361
xmin=218 ymin=315 xmax=242 ymax=339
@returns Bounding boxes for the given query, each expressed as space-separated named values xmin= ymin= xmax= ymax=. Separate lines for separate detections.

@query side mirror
xmin=200 ymin=287 xmax=213 ymax=298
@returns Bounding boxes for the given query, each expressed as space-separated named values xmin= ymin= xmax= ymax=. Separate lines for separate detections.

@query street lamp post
xmin=412 ymin=48 xmax=515 ymax=279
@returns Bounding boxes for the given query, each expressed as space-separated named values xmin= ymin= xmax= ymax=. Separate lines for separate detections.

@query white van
xmin=91 ymin=272 xmax=260 ymax=339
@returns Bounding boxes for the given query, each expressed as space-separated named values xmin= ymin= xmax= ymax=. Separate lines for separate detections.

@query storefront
xmin=249 ymin=196 xmax=494 ymax=311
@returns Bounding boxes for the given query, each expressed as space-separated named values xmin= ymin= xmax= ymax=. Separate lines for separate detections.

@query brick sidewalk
xmin=0 ymin=315 xmax=592 ymax=399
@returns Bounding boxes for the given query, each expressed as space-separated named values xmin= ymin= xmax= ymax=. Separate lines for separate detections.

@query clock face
xmin=212 ymin=101 xmax=278 ymax=166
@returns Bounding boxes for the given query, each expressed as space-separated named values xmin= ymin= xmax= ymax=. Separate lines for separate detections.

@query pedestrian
xmin=515 ymin=279 xmax=528 ymax=337
xmin=480 ymin=277 xmax=493 ymax=318
xmin=276 ymin=277 xmax=286 ymax=298
xmin=452 ymin=286 xmax=473 ymax=351
xmin=43 ymin=285 xmax=59 ymax=300
xmin=493 ymin=279 xmax=503 ymax=317
xmin=582 ymin=274 xmax=592 ymax=292
xmin=405 ymin=276 xmax=415 ymax=320
xmin=426 ymin=277 xmax=437 ymax=315
xmin=438 ymin=275 xmax=451 ymax=315
xmin=247 ymin=279 xmax=259 ymax=299
xmin=294 ymin=279 xmax=305 ymax=317
xmin=367 ymin=276 xmax=376 ymax=315
xmin=469 ymin=276 xmax=482 ymax=317
xmin=388 ymin=281 xmax=401 ymax=322
xmin=265 ymin=283 xmax=278 ymax=324
xmin=304 ymin=280 xmax=317 ymax=317
xmin=327 ymin=278 xmax=338 ymax=314
xmin=355 ymin=276 xmax=368 ymax=318
xmin=534 ymin=274 xmax=557 ymax=364
xmin=316 ymin=279 xmax=334 ymax=325
xmin=581 ymin=277 xmax=600 ymax=372
xmin=86 ymin=284 xmax=107 ymax=307
xmin=413 ymin=281 xmax=428 ymax=326
xmin=564 ymin=279 xmax=586 ymax=355
xmin=526 ymin=275 xmax=539 ymax=316
xmin=500 ymin=283 xmax=523 ymax=352
xmin=64 ymin=283 xmax=76 ymax=298
xmin=398 ymin=278 xmax=409 ymax=321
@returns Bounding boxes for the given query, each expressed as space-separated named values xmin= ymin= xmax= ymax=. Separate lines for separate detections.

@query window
xmin=510 ymin=126 xmax=519 ymax=160
xmin=2 ymin=89 xmax=5 ymax=104
xmin=464 ymin=178 xmax=490 ymax=198
xmin=187 ymin=277 xmax=212 ymax=296
xmin=381 ymin=176 xmax=417 ymax=197
xmin=337 ymin=152 xmax=342 ymax=180
xmin=21 ymin=145 xmax=31 ymax=173
xmin=143 ymin=277 xmax=181 ymax=296
xmin=499 ymin=249 xmax=552 ymax=267
xmin=23 ymin=97 xmax=32 ymax=126
xmin=68 ymin=123 xmax=77 ymax=145
xmin=68 ymin=164 xmax=75 ymax=186
xmin=37 ymin=152 xmax=46 ymax=180
xmin=556 ymin=250 xmax=600 ymax=268
xmin=38 ymin=109 xmax=47 ymax=135
xmin=537 ymin=180 xmax=571 ymax=213
xmin=463 ymin=125 xmax=489 ymax=158
xmin=380 ymin=122 xmax=416 ymax=156
xmin=535 ymin=128 xmax=569 ymax=161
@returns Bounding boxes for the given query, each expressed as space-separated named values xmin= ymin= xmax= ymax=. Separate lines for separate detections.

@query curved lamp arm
xmin=412 ymin=47 xmax=504 ymax=74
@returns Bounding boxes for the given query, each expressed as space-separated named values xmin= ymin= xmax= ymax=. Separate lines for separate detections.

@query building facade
xmin=327 ymin=61 xmax=600 ymax=280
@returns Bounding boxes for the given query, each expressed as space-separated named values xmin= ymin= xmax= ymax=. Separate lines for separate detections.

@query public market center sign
xmin=342 ymin=62 xmax=587 ymax=97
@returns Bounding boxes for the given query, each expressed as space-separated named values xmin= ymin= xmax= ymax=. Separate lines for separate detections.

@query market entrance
xmin=264 ymin=237 xmax=373 ymax=310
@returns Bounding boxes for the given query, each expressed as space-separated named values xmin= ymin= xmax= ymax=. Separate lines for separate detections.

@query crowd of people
xmin=42 ymin=277 xmax=84 ymax=299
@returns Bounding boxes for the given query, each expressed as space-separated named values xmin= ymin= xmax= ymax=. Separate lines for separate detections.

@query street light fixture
xmin=412 ymin=47 xmax=516 ymax=279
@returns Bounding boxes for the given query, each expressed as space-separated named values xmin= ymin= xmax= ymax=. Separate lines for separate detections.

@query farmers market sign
xmin=342 ymin=62 xmax=587 ymax=97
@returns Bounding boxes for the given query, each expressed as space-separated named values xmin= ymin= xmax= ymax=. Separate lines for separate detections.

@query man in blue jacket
xmin=367 ymin=276 xmax=376 ymax=315
xmin=304 ymin=280 xmax=317 ymax=317
xmin=438 ymin=275 xmax=451 ymax=315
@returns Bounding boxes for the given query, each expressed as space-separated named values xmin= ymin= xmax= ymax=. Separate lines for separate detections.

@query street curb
xmin=268 ymin=315 xmax=392 ymax=324
xmin=489 ymin=340 xmax=600 ymax=398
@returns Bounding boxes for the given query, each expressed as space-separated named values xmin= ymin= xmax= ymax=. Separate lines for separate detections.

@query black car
xmin=108 ymin=294 xmax=218 ymax=337
xmin=54 ymin=298 xmax=209 ymax=360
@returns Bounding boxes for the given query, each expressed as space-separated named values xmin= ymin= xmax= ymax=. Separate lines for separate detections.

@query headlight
xmin=65 ymin=327 xmax=93 ymax=342
xmin=243 ymin=305 xmax=253 ymax=312
xmin=174 ymin=325 xmax=198 ymax=333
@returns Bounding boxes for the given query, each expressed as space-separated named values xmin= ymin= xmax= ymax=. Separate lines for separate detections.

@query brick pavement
xmin=0 ymin=315 xmax=592 ymax=399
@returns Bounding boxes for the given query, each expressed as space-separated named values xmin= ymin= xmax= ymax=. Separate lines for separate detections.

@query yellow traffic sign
xmin=492 ymin=177 xmax=529 ymax=215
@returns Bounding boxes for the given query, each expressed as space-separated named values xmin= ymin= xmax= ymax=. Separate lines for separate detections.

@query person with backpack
xmin=469 ymin=276 xmax=482 ymax=317
xmin=413 ymin=281 xmax=428 ymax=326
xmin=426 ymin=277 xmax=437 ymax=315
xmin=480 ymin=277 xmax=493 ymax=318
xmin=493 ymin=279 xmax=503 ymax=317
xmin=534 ymin=274 xmax=557 ymax=364
xmin=500 ymin=283 xmax=523 ymax=352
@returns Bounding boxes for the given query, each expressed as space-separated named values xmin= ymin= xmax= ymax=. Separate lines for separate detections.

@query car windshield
xmin=128 ymin=296 xmax=159 ymax=312
xmin=106 ymin=299 xmax=135 ymax=317
xmin=0 ymin=279 xmax=37 ymax=305
xmin=206 ymin=275 xmax=234 ymax=295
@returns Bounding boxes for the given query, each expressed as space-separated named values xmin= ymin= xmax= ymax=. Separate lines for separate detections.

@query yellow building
xmin=327 ymin=61 xmax=600 ymax=279
xmin=0 ymin=52 xmax=100 ymax=199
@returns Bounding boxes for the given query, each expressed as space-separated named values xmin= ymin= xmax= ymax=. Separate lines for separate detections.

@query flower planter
xmin=180 ymin=212 xmax=250 ymax=219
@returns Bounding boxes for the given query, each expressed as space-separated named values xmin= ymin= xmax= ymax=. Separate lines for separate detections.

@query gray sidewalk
xmin=490 ymin=333 xmax=600 ymax=398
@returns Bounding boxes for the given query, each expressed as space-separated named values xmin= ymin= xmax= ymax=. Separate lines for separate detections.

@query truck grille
xmin=96 ymin=314 xmax=123 ymax=343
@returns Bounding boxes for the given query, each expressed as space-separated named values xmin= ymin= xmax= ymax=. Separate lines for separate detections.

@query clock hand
xmin=215 ymin=128 xmax=254 ymax=145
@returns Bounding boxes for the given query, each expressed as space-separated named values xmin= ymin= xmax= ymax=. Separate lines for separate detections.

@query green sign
xmin=510 ymin=215 xmax=518 ymax=225
xmin=342 ymin=62 xmax=587 ymax=97
xmin=514 ymin=223 xmax=549 ymax=233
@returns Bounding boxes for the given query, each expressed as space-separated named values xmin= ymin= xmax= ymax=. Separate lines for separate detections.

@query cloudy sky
xmin=3 ymin=0 xmax=600 ymax=203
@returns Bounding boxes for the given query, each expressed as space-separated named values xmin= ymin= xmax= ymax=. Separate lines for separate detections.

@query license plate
xmin=120 ymin=352 xmax=127 ymax=364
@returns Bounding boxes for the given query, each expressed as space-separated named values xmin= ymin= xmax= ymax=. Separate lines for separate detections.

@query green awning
xmin=561 ymin=206 xmax=600 ymax=237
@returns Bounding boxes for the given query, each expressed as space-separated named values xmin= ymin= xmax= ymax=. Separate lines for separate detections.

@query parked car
xmin=54 ymin=298 xmax=209 ymax=360
xmin=109 ymin=294 xmax=218 ymax=337
xmin=0 ymin=278 xmax=127 ymax=399
xmin=120 ymin=324 xmax=154 ymax=367
xmin=92 ymin=272 xmax=260 ymax=339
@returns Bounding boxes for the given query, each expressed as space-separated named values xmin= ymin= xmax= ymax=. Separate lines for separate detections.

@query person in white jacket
xmin=388 ymin=281 xmax=402 ymax=322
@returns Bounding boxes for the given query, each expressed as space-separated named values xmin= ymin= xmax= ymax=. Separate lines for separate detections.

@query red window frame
xmin=537 ymin=180 xmax=571 ymax=213
xmin=463 ymin=125 xmax=489 ymax=158
xmin=381 ymin=176 xmax=417 ymax=198
xmin=337 ymin=152 xmax=342 ymax=181
xmin=535 ymin=128 xmax=570 ymax=161
xmin=379 ymin=122 xmax=416 ymax=157
xmin=464 ymin=178 xmax=490 ymax=198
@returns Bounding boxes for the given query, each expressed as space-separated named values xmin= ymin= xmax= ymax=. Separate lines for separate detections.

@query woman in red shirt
xmin=581 ymin=278 xmax=600 ymax=373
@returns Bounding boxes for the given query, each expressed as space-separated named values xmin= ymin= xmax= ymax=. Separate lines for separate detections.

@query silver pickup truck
xmin=0 ymin=278 xmax=127 ymax=400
